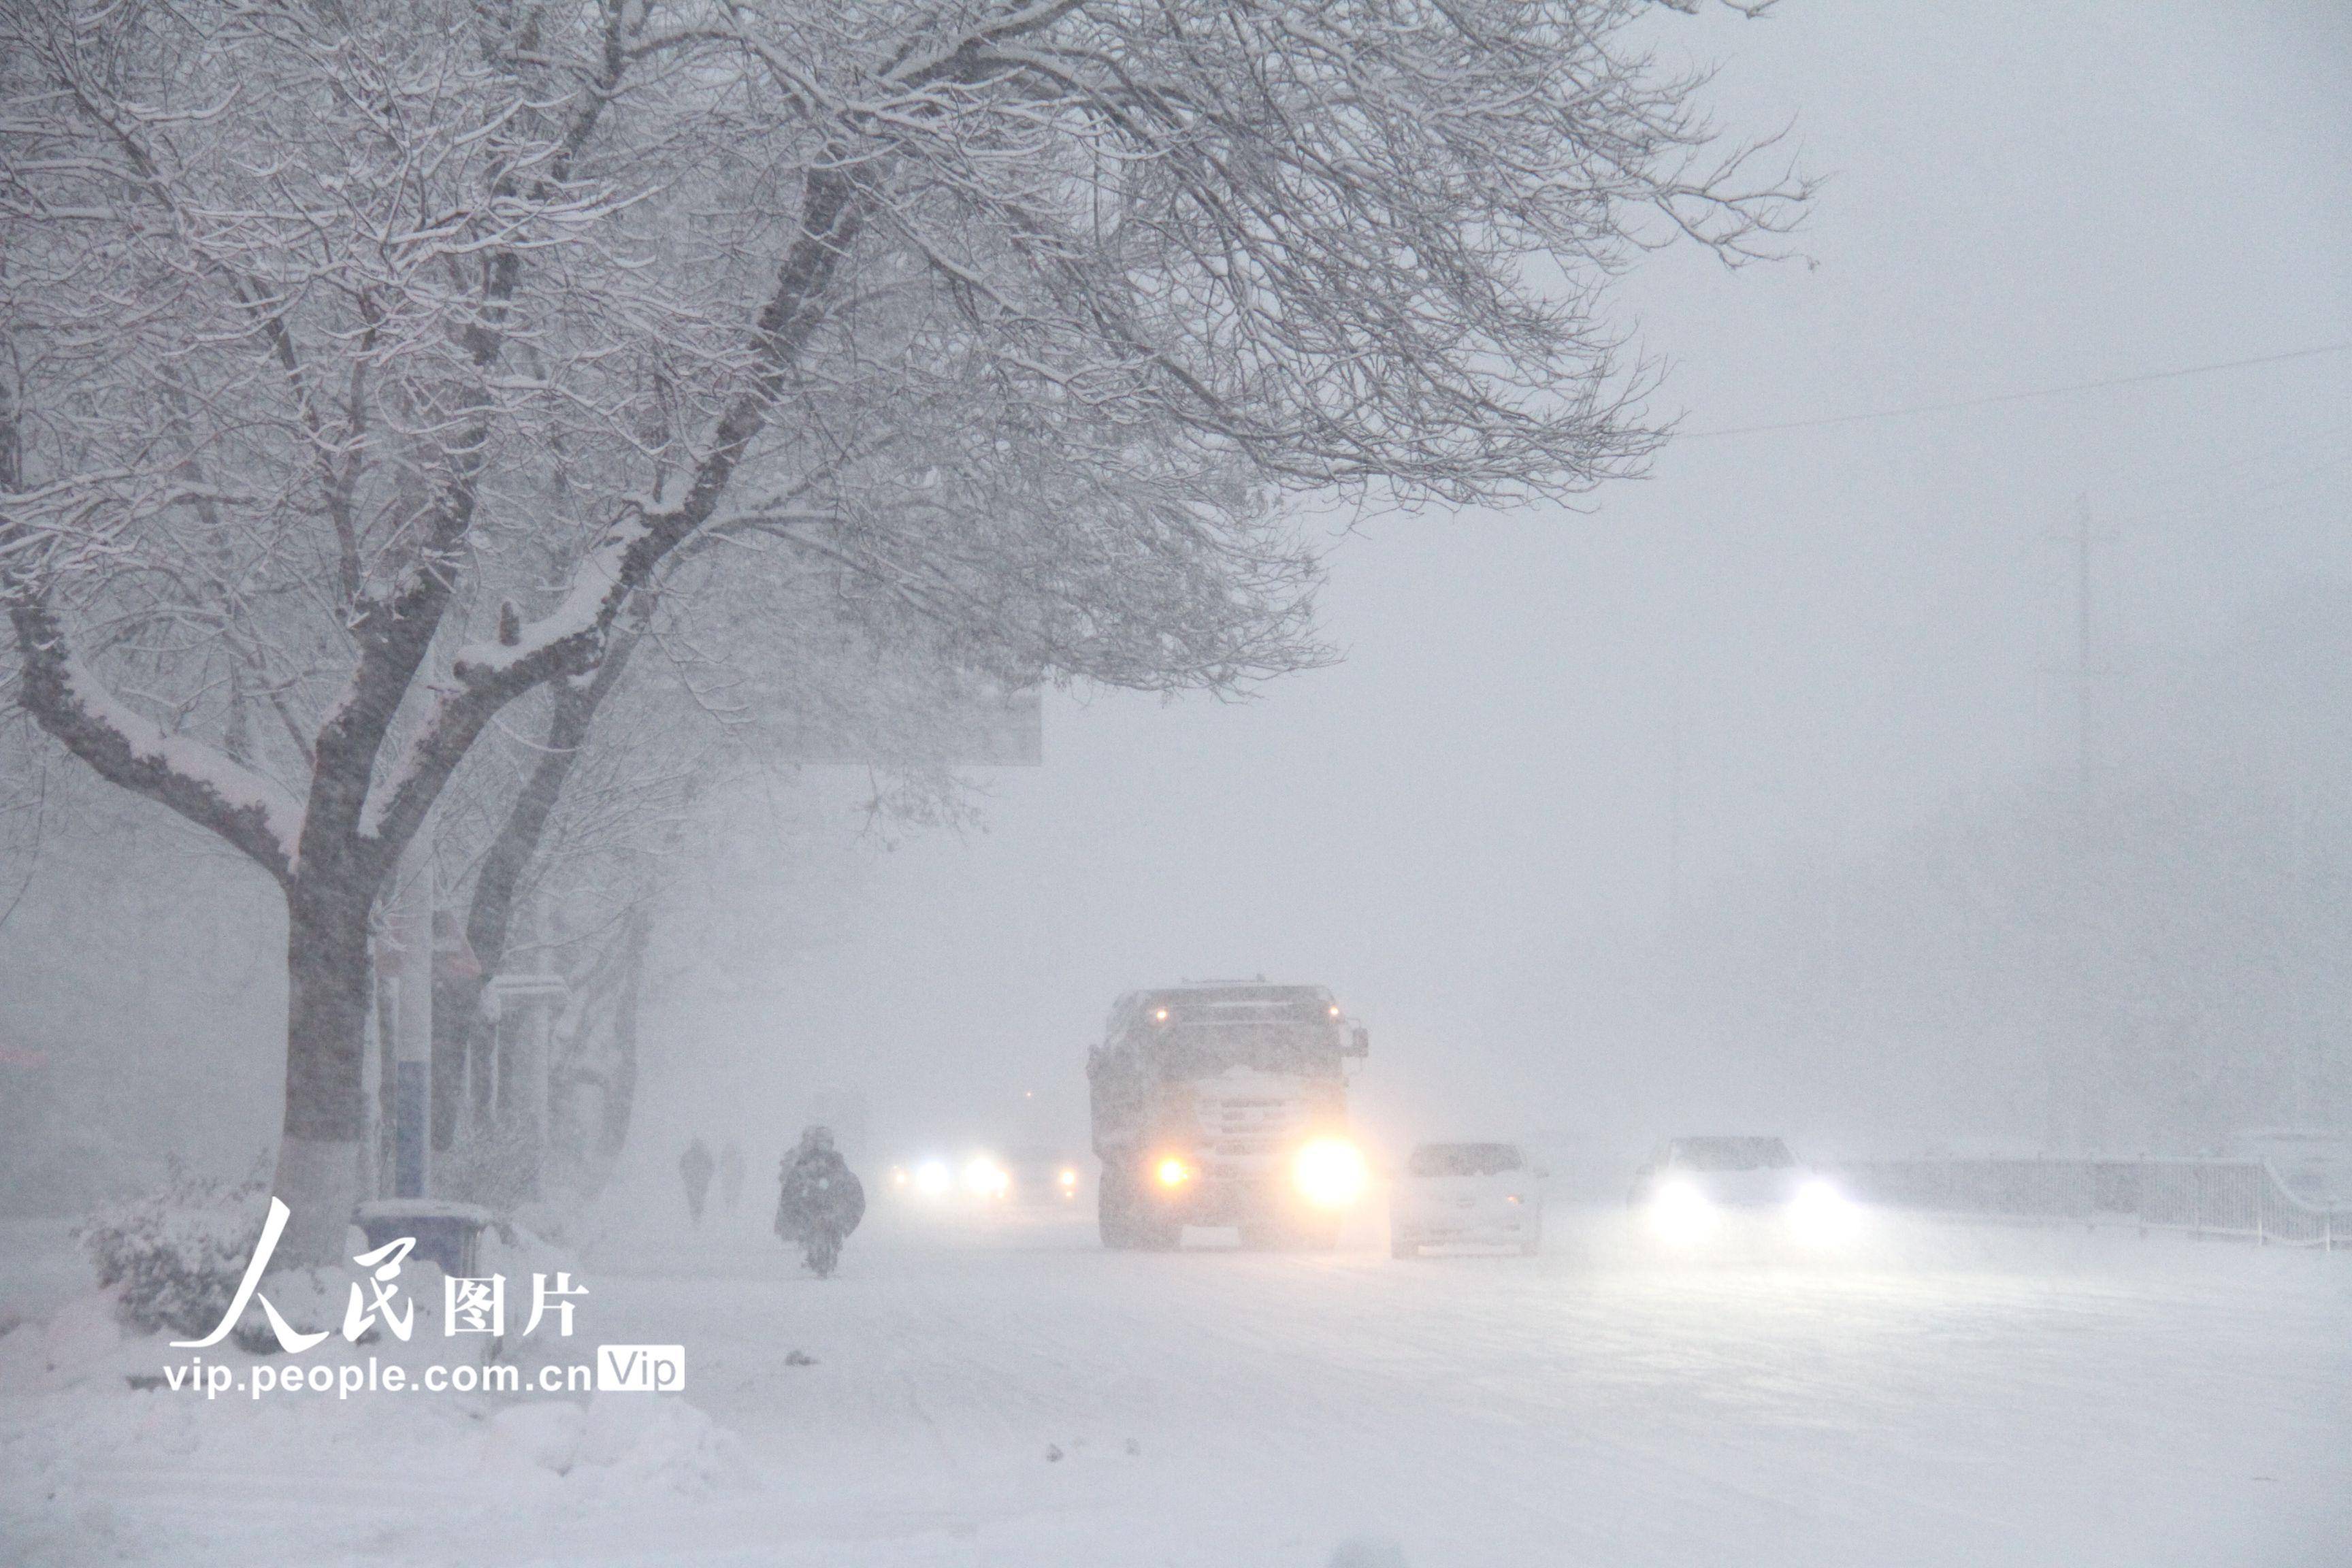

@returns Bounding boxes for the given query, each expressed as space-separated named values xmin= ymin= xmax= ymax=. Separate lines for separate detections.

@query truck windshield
xmin=1152 ymin=1022 xmax=1339 ymax=1077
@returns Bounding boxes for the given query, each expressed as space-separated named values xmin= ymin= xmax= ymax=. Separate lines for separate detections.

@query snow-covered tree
xmin=3 ymin=0 xmax=1797 ymax=1260
xmin=1644 ymin=591 xmax=2352 ymax=1154
xmin=423 ymin=546 xmax=1013 ymax=1212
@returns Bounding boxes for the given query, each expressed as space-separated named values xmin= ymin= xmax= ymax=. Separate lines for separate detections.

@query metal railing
xmin=1833 ymin=1157 xmax=2345 ymax=1249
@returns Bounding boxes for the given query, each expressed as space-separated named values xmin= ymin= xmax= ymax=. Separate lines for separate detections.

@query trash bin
xmin=354 ymin=1198 xmax=498 ymax=1277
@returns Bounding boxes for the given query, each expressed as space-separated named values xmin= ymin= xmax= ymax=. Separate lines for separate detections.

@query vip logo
xmin=595 ymin=1343 xmax=687 ymax=1392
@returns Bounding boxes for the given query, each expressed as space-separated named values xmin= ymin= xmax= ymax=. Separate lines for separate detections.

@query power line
xmin=1679 ymin=341 xmax=2352 ymax=440
xmin=2108 ymin=444 xmax=2352 ymax=527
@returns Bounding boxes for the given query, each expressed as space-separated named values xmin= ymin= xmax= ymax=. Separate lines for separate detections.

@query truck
xmin=1087 ymin=981 xmax=1370 ymax=1250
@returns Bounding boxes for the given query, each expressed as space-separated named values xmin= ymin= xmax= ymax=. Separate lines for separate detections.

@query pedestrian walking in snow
xmin=775 ymin=1126 xmax=864 ymax=1277
xmin=680 ymin=1137 xmax=715 ymax=1226
xmin=719 ymin=1141 xmax=747 ymax=1213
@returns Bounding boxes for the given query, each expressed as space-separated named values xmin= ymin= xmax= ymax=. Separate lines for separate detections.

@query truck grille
xmin=1197 ymin=1094 xmax=1307 ymax=1162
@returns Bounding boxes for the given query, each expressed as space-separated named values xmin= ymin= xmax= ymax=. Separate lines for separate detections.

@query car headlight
xmin=914 ymin=1159 xmax=953 ymax=1198
xmin=1787 ymin=1178 xmax=1858 ymax=1246
xmin=962 ymin=1156 xmax=1011 ymax=1198
xmin=1154 ymin=1155 xmax=1194 ymax=1189
xmin=1293 ymin=1138 xmax=1368 ymax=1208
xmin=1648 ymin=1178 xmax=1717 ymax=1244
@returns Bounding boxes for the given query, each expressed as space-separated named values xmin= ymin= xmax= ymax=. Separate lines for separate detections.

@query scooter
xmin=801 ymin=1224 xmax=845 ymax=1278
xmin=777 ymin=1159 xmax=864 ymax=1278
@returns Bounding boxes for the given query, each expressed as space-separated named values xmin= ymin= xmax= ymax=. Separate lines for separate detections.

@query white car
xmin=1391 ymin=1142 xmax=1545 ymax=1257
xmin=1627 ymin=1135 xmax=1859 ymax=1248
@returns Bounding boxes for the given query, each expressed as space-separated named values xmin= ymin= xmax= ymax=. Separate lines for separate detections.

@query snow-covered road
xmin=5 ymin=1207 xmax=2348 ymax=1566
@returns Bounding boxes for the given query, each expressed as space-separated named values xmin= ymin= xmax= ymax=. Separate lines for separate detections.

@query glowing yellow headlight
xmin=962 ymin=1156 xmax=1010 ymax=1198
xmin=1058 ymin=1167 xmax=1079 ymax=1194
xmin=1293 ymin=1138 xmax=1367 ymax=1208
xmin=1155 ymin=1156 xmax=1192 ymax=1188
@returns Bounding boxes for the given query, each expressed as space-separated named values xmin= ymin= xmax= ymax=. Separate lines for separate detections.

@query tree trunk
xmin=597 ymin=911 xmax=647 ymax=1169
xmin=436 ymin=641 xmax=640 ymax=1153
xmin=272 ymin=868 xmax=378 ymax=1264
xmin=430 ymin=969 xmax=469 ymax=1154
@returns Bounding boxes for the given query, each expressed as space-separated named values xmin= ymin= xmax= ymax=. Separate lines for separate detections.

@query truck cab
xmin=1088 ymin=982 xmax=1369 ymax=1250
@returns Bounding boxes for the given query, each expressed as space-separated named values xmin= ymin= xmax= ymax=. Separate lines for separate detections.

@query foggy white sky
xmin=644 ymin=1 xmax=2352 ymax=1171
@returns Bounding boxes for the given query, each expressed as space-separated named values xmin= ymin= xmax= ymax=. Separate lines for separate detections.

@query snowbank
xmin=1 ymin=1277 xmax=755 ymax=1567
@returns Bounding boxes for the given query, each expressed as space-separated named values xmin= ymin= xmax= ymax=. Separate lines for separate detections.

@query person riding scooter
xmin=774 ymin=1125 xmax=865 ymax=1277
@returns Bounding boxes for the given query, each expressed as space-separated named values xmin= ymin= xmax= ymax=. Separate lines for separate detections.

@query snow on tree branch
xmin=7 ymin=597 xmax=301 ymax=881
xmin=1 ymin=0 xmax=1801 ymax=1257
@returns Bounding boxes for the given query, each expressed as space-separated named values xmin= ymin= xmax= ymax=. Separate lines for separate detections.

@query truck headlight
xmin=962 ymin=1156 xmax=1010 ymax=1199
xmin=1155 ymin=1156 xmax=1193 ymax=1189
xmin=1648 ymin=1179 xmax=1716 ymax=1245
xmin=1293 ymin=1139 xmax=1368 ymax=1208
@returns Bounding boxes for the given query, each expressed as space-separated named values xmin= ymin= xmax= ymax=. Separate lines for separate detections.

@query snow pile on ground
xmin=485 ymin=1394 xmax=753 ymax=1496
xmin=1 ymin=1275 xmax=755 ymax=1567
xmin=0 ymin=1287 xmax=148 ymax=1395
xmin=0 ymin=1288 xmax=749 ymax=1473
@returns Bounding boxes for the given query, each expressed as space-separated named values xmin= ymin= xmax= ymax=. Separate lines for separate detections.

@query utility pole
xmin=2072 ymin=493 xmax=2095 ymax=799
xmin=390 ymin=847 xmax=433 ymax=1200
xmin=1667 ymin=693 xmax=1684 ymax=922
xmin=2043 ymin=495 xmax=2101 ymax=1156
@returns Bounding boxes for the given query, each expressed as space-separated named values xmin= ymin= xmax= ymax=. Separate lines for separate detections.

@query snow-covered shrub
xmin=78 ymin=1159 xmax=267 ymax=1338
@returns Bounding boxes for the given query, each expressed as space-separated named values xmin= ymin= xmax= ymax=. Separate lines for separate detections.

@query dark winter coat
xmin=774 ymin=1148 xmax=865 ymax=1242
